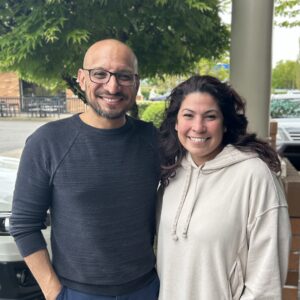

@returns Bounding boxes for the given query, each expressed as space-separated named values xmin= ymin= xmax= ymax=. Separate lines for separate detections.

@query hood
xmin=181 ymin=144 xmax=258 ymax=172
xmin=171 ymin=145 xmax=258 ymax=241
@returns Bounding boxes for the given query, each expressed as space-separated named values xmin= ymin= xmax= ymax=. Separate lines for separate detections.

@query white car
xmin=0 ymin=156 xmax=51 ymax=300
xmin=276 ymin=118 xmax=300 ymax=171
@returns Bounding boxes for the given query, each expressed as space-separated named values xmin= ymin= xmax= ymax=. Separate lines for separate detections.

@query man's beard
xmin=87 ymin=96 xmax=134 ymax=120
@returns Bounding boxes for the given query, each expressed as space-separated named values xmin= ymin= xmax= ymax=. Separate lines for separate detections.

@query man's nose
xmin=104 ymin=74 xmax=120 ymax=94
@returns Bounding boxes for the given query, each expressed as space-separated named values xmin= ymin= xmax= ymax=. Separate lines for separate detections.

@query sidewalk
xmin=0 ymin=112 xmax=73 ymax=122
xmin=0 ymin=149 xmax=23 ymax=158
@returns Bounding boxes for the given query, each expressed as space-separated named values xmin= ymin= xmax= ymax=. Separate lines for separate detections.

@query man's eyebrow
xmin=85 ymin=67 xmax=134 ymax=73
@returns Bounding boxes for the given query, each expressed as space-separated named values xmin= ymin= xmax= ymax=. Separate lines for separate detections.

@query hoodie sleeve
xmin=240 ymin=173 xmax=291 ymax=299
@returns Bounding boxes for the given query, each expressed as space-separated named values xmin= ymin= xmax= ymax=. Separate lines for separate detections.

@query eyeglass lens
xmin=90 ymin=69 xmax=136 ymax=86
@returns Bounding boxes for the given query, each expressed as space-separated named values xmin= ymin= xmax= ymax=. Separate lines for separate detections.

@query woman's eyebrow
xmin=181 ymin=108 xmax=194 ymax=113
xmin=203 ymin=109 xmax=219 ymax=114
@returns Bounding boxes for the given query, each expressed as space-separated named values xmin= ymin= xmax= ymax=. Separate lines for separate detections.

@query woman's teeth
xmin=189 ymin=137 xmax=208 ymax=142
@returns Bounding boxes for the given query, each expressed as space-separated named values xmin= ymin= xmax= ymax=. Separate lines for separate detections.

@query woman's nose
xmin=192 ymin=120 xmax=206 ymax=133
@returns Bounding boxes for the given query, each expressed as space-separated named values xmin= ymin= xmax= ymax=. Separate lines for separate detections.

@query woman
xmin=157 ymin=75 xmax=291 ymax=300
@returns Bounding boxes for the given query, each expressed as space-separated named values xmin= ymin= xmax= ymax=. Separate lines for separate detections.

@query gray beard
xmin=88 ymin=99 xmax=133 ymax=120
xmin=94 ymin=106 xmax=126 ymax=119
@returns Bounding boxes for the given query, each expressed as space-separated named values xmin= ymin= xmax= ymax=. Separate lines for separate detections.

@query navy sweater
xmin=10 ymin=114 xmax=160 ymax=295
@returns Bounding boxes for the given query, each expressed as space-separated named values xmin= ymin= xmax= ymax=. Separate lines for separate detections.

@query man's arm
xmin=9 ymin=130 xmax=61 ymax=299
xmin=24 ymin=249 xmax=62 ymax=300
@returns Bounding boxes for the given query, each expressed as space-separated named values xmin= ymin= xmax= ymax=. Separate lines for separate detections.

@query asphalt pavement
xmin=0 ymin=119 xmax=50 ymax=158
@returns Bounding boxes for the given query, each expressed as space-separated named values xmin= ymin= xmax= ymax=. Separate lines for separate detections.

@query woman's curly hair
xmin=159 ymin=75 xmax=281 ymax=186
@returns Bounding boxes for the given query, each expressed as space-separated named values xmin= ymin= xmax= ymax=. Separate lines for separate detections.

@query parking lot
xmin=0 ymin=120 xmax=47 ymax=158
xmin=0 ymin=119 xmax=53 ymax=300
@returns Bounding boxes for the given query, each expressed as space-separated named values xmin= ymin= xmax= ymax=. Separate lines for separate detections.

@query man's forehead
xmin=83 ymin=41 xmax=137 ymax=72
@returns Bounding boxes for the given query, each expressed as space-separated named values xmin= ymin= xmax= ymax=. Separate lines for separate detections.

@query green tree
xmin=275 ymin=0 xmax=300 ymax=27
xmin=143 ymin=74 xmax=187 ymax=98
xmin=0 ymin=0 xmax=229 ymax=95
xmin=272 ymin=60 xmax=300 ymax=89
xmin=195 ymin=53 xmax=230 ymax=81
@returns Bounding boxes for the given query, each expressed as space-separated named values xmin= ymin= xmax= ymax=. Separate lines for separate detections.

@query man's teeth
xmin=189 ymin=137 xmax=207 ymax=142
xmin=102 ymin=97 xmax=120 ymax=102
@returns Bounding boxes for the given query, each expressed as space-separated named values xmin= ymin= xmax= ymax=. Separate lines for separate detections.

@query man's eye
xmin=117 ymin=74 xmax=133 ymax=81
xmin=92 ymin=71 xmax=108 ymax=79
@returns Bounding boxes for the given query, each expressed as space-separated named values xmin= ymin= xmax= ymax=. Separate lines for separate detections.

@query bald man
xmin=10 ymin=39 xmax=160 ymax=300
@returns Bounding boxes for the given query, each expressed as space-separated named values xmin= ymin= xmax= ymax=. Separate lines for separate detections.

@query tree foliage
xmin=0 ymin=0 xmax=229 ymax=91
xmin=275 ymin=0 xmax=300 ymax=27
xmin=195 ymin=52 xmax=229 ymax=81
xmin=142 ymin=74 xmax=186 ymax=98
xmin=272 ymin=60 xmax=300 ymax=89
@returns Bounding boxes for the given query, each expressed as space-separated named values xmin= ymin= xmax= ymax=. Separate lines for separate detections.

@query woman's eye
xmin=206 ymin=115 xmax=217 ymax=120
xmin=183 ymin=114 xmax=193 ymax=118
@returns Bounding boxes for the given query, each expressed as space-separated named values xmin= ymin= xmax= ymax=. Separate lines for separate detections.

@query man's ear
xmin=135 ymin=77 xmax=140 ymax=93
xmin=77 ymin=69 xmax=86 ymax=91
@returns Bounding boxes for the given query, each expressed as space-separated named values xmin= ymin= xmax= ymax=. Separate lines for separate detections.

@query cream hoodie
xmin=157 ymin=145 xmax=291 ymax=300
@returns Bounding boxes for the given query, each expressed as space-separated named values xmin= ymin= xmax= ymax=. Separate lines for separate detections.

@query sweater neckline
xmin=72 ymin=113 xmax=133 ymax=135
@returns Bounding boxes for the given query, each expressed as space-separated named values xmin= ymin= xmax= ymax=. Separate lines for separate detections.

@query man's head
xmin=78 ymin=39 xmax=139 ymax=124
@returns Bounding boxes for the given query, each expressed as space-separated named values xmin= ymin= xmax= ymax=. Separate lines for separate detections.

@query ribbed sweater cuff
xmin=15 ymin=231 xmax=47 ymax=257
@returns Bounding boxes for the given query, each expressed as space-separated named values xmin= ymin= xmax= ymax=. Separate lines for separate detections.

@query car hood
xmin=0 ymin=156 xmax=19 ymax=212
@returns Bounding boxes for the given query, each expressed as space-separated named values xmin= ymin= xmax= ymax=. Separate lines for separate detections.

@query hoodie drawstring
xmin=171 ymin=166 xmax=192 ymax=241
xmin=182 ymin=169 xmax=201 ymax=238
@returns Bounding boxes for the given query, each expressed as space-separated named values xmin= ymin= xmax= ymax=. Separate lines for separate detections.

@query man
xmin=10 ymin=39 xmax=160 ymax=300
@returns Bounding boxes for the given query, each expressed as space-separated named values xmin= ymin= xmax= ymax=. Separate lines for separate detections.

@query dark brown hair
xmin=159 ymin=75 xmax=281 ymax=186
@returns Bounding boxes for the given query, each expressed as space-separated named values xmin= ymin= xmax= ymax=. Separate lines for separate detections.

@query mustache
xmin=96 ymin=92 xmax=126 ymax=98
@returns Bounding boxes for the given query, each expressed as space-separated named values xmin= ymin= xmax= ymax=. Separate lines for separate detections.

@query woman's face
xmin=175 ymin=92 xmax=224 ymax=166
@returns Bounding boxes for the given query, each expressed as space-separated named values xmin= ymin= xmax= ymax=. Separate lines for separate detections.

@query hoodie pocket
xmin=229 ymin=258 xmax=244 ymax=300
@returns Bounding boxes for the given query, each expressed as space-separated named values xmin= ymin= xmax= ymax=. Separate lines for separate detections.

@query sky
xmin=220 ymin=8 xmax=300 ymax=68
xmin=272 ymin=25 xmax=299 ymax=67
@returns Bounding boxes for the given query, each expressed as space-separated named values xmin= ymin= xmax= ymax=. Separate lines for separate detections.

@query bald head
xmin=77 ymin=39 xmax=140 ymax=126
xmin=83 ymin=39 xmax=138 ymax=73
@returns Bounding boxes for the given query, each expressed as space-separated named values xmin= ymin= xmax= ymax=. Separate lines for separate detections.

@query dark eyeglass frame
xmin=83 ymin=68 xmax=139 ymax=87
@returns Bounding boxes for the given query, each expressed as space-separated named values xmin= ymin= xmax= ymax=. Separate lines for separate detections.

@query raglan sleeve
xmin=10 ymin=130 xmax=52 ymax=257
xmin=240 ymin=168 xmax=291 ymax=299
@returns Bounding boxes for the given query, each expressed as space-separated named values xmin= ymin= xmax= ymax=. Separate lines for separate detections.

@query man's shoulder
xmin=21 ymin=115 xmax=80 ymax=165
xmin=24 ymin=115 xmax=80 ymax=153
xmin=128 ymin=116 xmax=156 ymax=134
xmin=31 ymin=115 xmax=78 ymax=139
xmin=128 ymin=117 xmax=159 ymax=152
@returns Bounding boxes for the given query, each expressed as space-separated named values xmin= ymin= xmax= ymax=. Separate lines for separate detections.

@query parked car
xmin=149 ymin=91 xmax=171 ymax=101
xmin=0 ymin=156 xmax=50 ymax=300
xmin=276 ymin=118 xmax=300 ymax=171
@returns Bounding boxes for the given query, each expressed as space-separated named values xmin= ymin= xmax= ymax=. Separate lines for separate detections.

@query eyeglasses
xmin=83 ymin=68 xmax=138 ymax=87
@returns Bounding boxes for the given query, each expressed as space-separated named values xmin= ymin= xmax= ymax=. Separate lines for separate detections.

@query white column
xmin=230 ymin=0 xmax=274 ymax=138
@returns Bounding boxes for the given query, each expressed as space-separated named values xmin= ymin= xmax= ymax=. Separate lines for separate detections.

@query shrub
xmin=270 ymin=100 xmax=300 ymax=118
xmin=137 ymin=101 xmax=152 ymax=119
xmin=141 ymin=86 xmax=151 ymax=100
xmin=141 ymin=101 xmax=167 ymax=128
